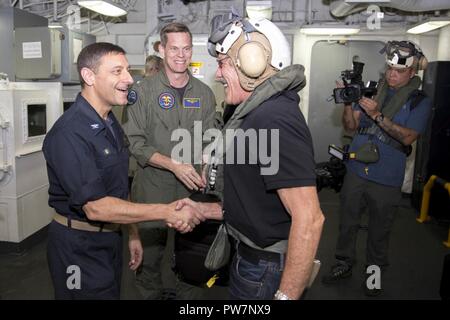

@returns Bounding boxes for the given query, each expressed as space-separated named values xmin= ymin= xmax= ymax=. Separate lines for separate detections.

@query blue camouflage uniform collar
xmin=75 ymin=93 xmax=112 ymax=136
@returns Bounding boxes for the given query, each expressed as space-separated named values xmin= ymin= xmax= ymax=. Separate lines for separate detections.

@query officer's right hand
xmin=172 ymin=163 xmax=205 ymax=191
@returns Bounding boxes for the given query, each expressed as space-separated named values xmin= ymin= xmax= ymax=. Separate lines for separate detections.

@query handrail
xmin=417 ymin=175 xmax=450 ymax=248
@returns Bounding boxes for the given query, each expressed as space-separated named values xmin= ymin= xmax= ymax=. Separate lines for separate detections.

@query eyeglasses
xmin=166 ymin=46 xmax=192 ymax=55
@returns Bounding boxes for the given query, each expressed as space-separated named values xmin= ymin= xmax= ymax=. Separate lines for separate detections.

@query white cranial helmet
xmin=381 ymin=40 xmax=428 ymax=70
xmin=208 ymin=13 xmax=291 ymax=91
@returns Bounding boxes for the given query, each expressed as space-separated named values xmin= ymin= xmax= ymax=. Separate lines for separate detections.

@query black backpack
xmin=173 ymin=193 xmax=232 ymax=287
xmin=174 ymin=220 xmax=232 ymax=287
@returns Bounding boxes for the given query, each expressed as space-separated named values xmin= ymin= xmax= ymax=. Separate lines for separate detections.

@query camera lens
xmin=341 ymin=86 xmax=359 ymax=101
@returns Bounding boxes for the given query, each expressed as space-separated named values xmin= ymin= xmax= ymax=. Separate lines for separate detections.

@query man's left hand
xmin=128 ymin=232 xmax=143 ymax=271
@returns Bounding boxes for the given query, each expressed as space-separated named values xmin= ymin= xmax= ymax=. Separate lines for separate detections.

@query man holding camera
xmin=322 ymin=41 xmax=431 ymax=296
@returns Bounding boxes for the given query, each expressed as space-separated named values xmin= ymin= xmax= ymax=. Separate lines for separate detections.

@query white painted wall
xmin=438 ymin=25 xmax=450 ymax=60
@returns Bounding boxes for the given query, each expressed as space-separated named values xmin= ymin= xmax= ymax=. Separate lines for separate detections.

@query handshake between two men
xmin=167 ymin=197 xmax=223 ymax=233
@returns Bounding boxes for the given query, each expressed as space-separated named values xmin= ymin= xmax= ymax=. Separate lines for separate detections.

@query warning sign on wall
xmin=189 ymin=62 xmax=203 ymax=78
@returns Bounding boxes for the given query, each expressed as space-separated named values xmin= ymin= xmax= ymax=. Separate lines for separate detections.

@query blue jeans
xmin=229 ymin=252 xmax=283 ymax=300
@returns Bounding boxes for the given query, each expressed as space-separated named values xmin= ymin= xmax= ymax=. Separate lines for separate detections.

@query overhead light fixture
xmin=246 ymin=0 xmax=272 ymax=20
xmin=407 ymin=17 xmax=450 ymax=34
xmin=300 ymin=24 xmax=360 ymax=35
xmin=192 ymin=36 xmax=208 ymax=47
xmin=48 ymin=21 xmax=64 ymax=28
xmin=77 ymin=0 xmax=127 ymax=17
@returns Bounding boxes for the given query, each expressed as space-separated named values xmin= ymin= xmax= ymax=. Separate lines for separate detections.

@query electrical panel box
xmin=15 ymin=27 xmax=62 ymax=80
xmin=1 ymin=8 xmax=95 ymax=83
xmin=31 ymin=27 xmax=96 ymax=84
xmin=0 ymin=7 xmax=49 ymax=81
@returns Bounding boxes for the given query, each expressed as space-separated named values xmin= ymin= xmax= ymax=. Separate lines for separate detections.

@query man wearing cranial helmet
xmin=183 ymin=11 xmax=325 ymax=300
xmin=322 ymin=40 xmax=431 ymax=296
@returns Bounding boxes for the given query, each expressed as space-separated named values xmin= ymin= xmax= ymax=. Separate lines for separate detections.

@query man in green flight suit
xmin=123 ymin=22 xmax=217 ymax=299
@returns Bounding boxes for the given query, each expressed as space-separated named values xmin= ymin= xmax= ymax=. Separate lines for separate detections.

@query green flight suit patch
xmin=183 ymin=98 xmax=201 ymax=109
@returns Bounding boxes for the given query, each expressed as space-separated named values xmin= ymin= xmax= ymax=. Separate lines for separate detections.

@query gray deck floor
xmin=0 ymin=189 xmax=448 ymax=300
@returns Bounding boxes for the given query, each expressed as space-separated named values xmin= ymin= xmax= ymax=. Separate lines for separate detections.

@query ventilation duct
xmin=331 ymin=0 xmax=450 ymax=18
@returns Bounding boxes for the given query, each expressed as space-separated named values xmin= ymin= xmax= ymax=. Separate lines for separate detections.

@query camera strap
xmin=357 ymin=126 xmax=411 ymax=155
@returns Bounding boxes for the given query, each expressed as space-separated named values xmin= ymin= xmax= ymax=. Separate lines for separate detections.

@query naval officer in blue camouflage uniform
xmin=43 ymin=42 xmax=203 ymax=299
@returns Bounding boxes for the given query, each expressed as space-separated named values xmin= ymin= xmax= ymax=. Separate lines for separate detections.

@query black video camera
xmin=315 ymin=145 xmax=348 ymax=193
xmin=333 ymin=61 xmax=378 ymax=104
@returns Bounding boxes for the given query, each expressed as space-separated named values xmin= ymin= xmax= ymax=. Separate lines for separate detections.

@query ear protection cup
xmin=407 ymin=41 xmax=428 ymax=70
xmin=236 ymin=41 xmax=269 ymax=78
xmin=417 ymin=55 xmax=428 ymax=71
xmin=227 ymin=31 xmax=276 ymax=91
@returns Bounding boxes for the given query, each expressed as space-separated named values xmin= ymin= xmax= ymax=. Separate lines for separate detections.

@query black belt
xmin=237 ymin=241 xmax=283 ymax=265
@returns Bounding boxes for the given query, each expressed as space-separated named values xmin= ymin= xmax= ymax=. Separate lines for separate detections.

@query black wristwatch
xmin=375 ymin=113 xmax=384 ymax=124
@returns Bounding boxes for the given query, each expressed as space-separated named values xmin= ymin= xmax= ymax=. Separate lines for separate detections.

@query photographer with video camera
xmin=322 ymin=41 xmax=431 ymax=296
xmin=333 ymin=60 xmax=378 ymax=106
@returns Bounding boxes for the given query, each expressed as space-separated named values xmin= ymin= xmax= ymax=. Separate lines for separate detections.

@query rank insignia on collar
xmin=159 ymin=92 xmax=175 ymax=109
xmin=183 ymin=98 xmax=201 ymax=108
xmin=91 ymin=124 xmax=100 ymax=129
